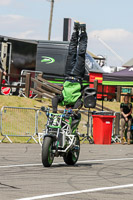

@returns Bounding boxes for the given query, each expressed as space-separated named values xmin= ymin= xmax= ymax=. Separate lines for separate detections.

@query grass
xmin=0 ymin=95 xmax=50 ymax=108
xmin=0 ymin=96 xmax=121 ymax=143
xmin=96 ymin=100 xmax=121 ymax=112
xmin=0 ymin=96 xmax=49 ymax=143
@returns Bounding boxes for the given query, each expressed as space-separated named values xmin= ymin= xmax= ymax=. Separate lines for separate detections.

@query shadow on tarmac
xmin=47 ymin=162 xmax=103 ymax=168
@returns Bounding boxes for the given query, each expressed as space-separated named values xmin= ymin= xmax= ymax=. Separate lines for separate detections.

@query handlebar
xmin=34 ymin=106 xmax=79 ymax=114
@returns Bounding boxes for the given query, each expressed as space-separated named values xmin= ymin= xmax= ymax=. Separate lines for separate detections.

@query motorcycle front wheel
xmin=42 ymin=137 xmax=54 ymax=167
xmin=63 ymin=135 xmax=80 ymax=165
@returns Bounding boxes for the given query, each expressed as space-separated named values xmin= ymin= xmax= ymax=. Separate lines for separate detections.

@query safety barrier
xmin=0 ymin=106 xmax=89 ymax=144
xmin=84 ymin=111 xmax=121 ymax=143
xmin=0 ymin=106 xmax=46 ymax=143
xmin=0 ymin=106 xmax=121 ymax=144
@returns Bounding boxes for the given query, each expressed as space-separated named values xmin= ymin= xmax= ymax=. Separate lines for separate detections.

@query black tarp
xmin=103 ymin=66 xmax=133 ymax=86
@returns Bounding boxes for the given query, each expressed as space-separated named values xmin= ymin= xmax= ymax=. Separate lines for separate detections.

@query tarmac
xmin=0 ymin=143 xmax=133 ymax=200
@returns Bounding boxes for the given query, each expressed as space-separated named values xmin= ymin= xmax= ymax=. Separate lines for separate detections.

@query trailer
xmin=0 ymin=35 xmax=106 ymax=96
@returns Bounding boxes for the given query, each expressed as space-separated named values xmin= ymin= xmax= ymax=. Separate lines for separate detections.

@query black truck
xmin=0 ymin=35 xmax=103 ymax=86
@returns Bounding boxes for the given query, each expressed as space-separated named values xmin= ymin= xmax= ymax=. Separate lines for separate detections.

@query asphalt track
xmin=0 ymin=143 xmax=133 ymax=200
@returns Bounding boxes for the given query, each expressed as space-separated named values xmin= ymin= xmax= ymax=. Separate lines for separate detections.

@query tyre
xmin=42 ymin=137 xmax=54 ymax=167
xmin=63 ymin=135 xmax=80 ymax=165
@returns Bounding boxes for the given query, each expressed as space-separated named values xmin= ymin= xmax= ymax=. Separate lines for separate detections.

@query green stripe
xmin=48 ymin=80 xmax=89 ymax=85
xmin=82 ymin=83 xmax=89 ymax=86
xmin=102 ymin=81 xmax=133 ymax=86
xmin=48 ymin=80 xmax=64 ymax=84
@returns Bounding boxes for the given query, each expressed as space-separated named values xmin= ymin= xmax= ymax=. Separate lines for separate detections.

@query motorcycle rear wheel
xmin=63 ymin=135 xmax=80 ymax=165
xmin=42 ymin=137 xmax=54 ymax=167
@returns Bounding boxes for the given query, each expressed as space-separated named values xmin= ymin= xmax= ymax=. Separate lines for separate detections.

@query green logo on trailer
xmin=41 ymin=56 xmax=55 ymax=64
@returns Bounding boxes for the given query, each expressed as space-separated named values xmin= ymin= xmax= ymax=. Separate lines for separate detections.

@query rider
xmin=52 ymin=21 xmax=88 ymax=114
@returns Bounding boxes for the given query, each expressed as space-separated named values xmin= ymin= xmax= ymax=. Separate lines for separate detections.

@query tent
xmin=122 ymin=58 xmax=133 ymax=68
xmin=102 ymin=66 xmax=133 ymax=86
xmin=101 ymin=66 xmax=133 ymax=110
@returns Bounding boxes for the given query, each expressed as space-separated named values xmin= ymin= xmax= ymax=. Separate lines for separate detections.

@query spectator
xmin=120 ymin=94 xmax=132 ymax=145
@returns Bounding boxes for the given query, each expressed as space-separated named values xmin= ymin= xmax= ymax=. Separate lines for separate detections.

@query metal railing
xmin=0 ymin=106 xmax=121 ymax=144
xmin=19 ymin=70 xmax=43 ymax=98
xmin=0 ymin=106 xmax=89 ymax=144
xmin=0 ymin=106 xmax=41 ymax=143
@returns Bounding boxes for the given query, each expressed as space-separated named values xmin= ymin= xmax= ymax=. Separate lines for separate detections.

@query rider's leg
xmin=70 ymin=24 xmax=87 ymax=78
xmin=73 ymin=98 xmax=83 ymax=110
xmin=52 ymin=94 xmax=64 ymax=113
xmin=65 ymin=22 xmax=80 ymax=76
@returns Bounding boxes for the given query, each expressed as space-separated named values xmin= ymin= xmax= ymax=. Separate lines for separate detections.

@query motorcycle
xmin=41 ymin=106 xmax=81 ymax=167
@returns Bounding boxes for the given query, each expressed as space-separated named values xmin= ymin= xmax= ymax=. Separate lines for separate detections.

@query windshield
xmin=85 ymin=53 xmax=104 ymax=73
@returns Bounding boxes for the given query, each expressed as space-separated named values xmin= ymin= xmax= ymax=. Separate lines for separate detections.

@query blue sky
xmin=0 ymin=0 xmax=133 ymax=66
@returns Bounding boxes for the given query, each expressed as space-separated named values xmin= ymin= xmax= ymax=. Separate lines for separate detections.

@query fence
xmin=0 ymin=106 xmax=121 ymax=144
xmin=0 ymin=106 xmax=46 ymax=143
xmin=80 ymin=110 xmax=121 ymax=143
xmin=19 ymin=70 xmax=43 ymax=98
xmin=0 ymin=106 xmax=89 ymax=144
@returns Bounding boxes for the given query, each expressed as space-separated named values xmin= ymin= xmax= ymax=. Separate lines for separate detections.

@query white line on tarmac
xmin=0 ymin=157 xmax=133 ymax=169
xmin=78 ymin=157 xmax=133 ymax=163
xmin=16 ymin=184 xmax=133 ymax=200
xmin=0 ymin=163 xmax=42 ymax=168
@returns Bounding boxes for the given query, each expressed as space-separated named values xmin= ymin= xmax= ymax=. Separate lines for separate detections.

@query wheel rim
xmin=72 ymin=136 xmax=80 ymax=162
xmin=72 ymin=151 xmax=79 ymax=162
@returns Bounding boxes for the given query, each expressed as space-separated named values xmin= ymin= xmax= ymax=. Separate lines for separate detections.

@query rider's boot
xmin=74 ymin=20 xmax=80 ymax=32
xmin=80 ymin=23 xmax=86 ymax=32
